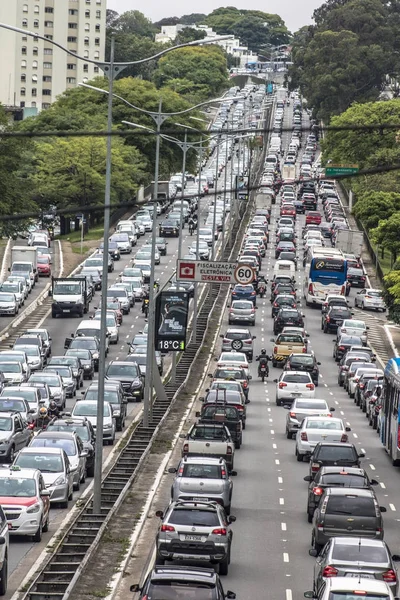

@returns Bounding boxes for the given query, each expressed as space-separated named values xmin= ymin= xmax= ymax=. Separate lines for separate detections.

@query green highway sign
xmin=325 ymin=164 xmax=359 ymax=177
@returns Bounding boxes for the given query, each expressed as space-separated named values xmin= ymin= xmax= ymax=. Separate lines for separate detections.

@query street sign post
xmin=325 ymin=164 xmax=359 ymax=177
xmin=177 ymin=260 xmax=255 ymax=285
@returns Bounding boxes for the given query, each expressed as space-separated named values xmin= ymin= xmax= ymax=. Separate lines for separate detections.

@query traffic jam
xmin=129 ymin=89 xmax=400 ymax=600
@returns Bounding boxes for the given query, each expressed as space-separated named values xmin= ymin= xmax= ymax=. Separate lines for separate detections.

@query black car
xmin=271 ymin=283 xmax=296 ymax=303
xmin=47 ymin=416 xmax=96 ymax=477
xmin=278 ymin=251 xmax=297 ymax=268
xmin=307 ymin=442 xmax=365 ymax=481
xmin=271 ymin=294 xmax=298 ymax=318
xmin=48 ymin=355 xmax=84 ymax=388
xmin=304 ymin=466 xmax=377 ymax=522
xmin=65 ymin=348 xmax=95 ymax=380
xmin=273 ymin=308 xmax=304 ymax=335
xmin=293 ymin=199 xmax=305 ymax=214
xmin=156 ymin=237 xmax=167 ymax=256
xmin=347 ymin=267 xmax=366 ymax=288
xmin=284 ymin=353 xmax=321 ymax=385
xmin=105 ymin=360 xmax=144 ymax=401
xmin=67 ymin=337 xmax=100 ymax=372
xmin=275 ymin=241 xmax=296 ymax=259
xmin=130 ymin=566 xmax=236 ymax=600
xmin=333 ymin=335 xmax=363 ymax=362
xmin=322 ymin=305 xmax=353 ymax=333
xmin=99 ymin=240 xmax=120 ymax=261
xmin=321 ymin=296 xmax=349 ymax=315
xmin=159 ymin=219 xmax=179 ymax=237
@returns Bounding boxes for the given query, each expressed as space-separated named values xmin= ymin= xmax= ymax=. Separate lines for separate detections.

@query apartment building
xmin=0 ymin=0 xmax=106 ymax=114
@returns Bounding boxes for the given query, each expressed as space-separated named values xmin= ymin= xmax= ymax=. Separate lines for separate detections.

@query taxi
xmin=270 ymin=333 xmax=307 ymax=367
xmin=0 ymin=466 xmax=50 ymax=542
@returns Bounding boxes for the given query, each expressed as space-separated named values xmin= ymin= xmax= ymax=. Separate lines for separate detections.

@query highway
xmin=115 ymin=96 xmax=400 ymax=600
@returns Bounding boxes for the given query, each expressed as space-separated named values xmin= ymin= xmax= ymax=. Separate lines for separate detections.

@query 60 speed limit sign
xmin=234 ymin=264 xmax=255 ymax=285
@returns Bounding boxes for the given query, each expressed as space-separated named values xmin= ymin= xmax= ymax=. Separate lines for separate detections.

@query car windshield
xmin=191 ymin=426 xmax=227 ymax=440
xmin=16 ymin=454 xmax=64 ymax=473
xmin=326 ymin=496 xmax=376 ymax=517
xmin=0 ymin=294 xmax=15 ymax=302
xmin=0 ymin=477 xmax=36 ymax=497
xmin=215 ymin=369 xmax=242 ymax=379
xmin=296 ymin=401 xmax=327 ymax=410
xmin=0 ymin=418 xmax=12 ymax=431
xmin=0 ymin=362 xmax=22 ymax=373
xmin=30 ymin=437 xmax=76 ymax=456
xmin=30 ymin=375 xmax=59 ymax=386
xmin=73 ymin=403 xmax=110 ymax=417
xmin=344 ymin=320 xmax=365 ymax=329
xmin=169 ymin=509 xmax=220 ymax=527
xmin=2 ymin=389 xmax=35 ymax=403
xmin=220 ymin=354 xmax=246 ymax=363
xmin=232 ymin=301 xmax=253 ymax=310
xmin=18 ymin=346 xmax=39 ymax=357
xmin=46 ymin=367 xmax=71 ymax=377
xmin=107 ymin=365 xmax=138 ymax=377
xmin=290 ymin=356 xmax=314 ymax=366
xmin=182 ymin=464 xmax=221 ymax=478
xmin=0 ymin=399 xmax=26 ymax=413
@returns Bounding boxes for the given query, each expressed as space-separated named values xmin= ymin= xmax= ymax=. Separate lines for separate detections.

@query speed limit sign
xmin=234 ymin=264 xmax=255 ymax=285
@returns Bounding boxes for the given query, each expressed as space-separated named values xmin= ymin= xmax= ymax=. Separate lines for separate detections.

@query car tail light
xmin=311 ymin=462 xmax=320 ymax=472
xmin=341 ymin=434 xmax=348 ymax=442
xmin=290 ymin=412 xmax=296 ymax=418
xmin=161 ymin=524 xmax=175 ymax=532
xmin=274 ymin=346 xmax=278 ymax=354
xmin=183 ymin=443 xmax=189 ymax=453
xmin=306 ymin=383 xmax=315 ymax=389
xmin=322 ymin=566 xmax=338 ymax=577
xmin=251 ymin=291 xmax=256 ymax=296
xmin=301 ymin=432 xmax=308 ymax=441
xmin=229 ymin=309 xmax=233 ymax=313
xmin=308 ymin=283 xmax=313 ymax=295
xmin=359 ymin=383 xmax=365 ymax=389
xmin=313 ymin=487 xmax=324 ymax=496
xmin=338 ymin=346 xmax=345 ymax=351
xmin=326 ymin=316 xmax=330 ymax=322
xmin=273 ymin=302 xmax=278 ymax=307
xmin=382 ymin=570 xmax=397 ymax=583
xmin=242 ymin=381 xmax=248 ymax=388
xmin=223 ymin=338 xmax=230 ymax=343
xmin=397 ymin=425 xmax=400 ymax=449
xmin=302 ymin=347 xmax=307 ymax=353
xmin=221 ymin=468 xmax=226 ymax=476
xmin=244 ymin=340 xmax=252 ymax=344
xmin=279 ymin=382 xmax=287 ymax=389
xmin=212 ymin=528 xmax=227 ymax=535
xmin=232 ymin=291 xmax=236 ymax=295
xmin=227 ymin=446 xmax=232 ymax=455
xmin=365 ymin=295 xmax=372 ymax=299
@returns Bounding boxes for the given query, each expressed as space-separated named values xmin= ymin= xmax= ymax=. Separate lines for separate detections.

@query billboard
xmin=155 ymin=291 xmax=189 ymax=352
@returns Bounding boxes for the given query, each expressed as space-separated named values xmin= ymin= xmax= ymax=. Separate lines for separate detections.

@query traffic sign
xmin=234 ymin=264 xmax=255 ymax=285
xmin=177 ymin=260 xmax=256 ymax=284
xmin=325 ymin=164 xmax=359 ymax=177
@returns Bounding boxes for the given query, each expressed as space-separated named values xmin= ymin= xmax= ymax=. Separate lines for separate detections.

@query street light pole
xmin=93 ymin=34 xmax=115 ymax=516
xmin=178 ymin=130 xmax=188 ymax=262
xmin=212 ymin=136 xmax=220 ymax=260
xmin=193 ymin=139 xmax=203 ymax=339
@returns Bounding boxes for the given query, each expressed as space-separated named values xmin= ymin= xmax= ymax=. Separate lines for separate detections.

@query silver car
xmin=0 ymin=282 xmax=24 ymax=307
xmin=44 ymin=366 xmax=76 ymax=399
xmin=13 ymin=447 xmax=73 ymax=508
xmin=337 ymin=319 xmax=369 ymax=344
xmin=354 ymin=288 xmax=386 ymax=312
xmin=15 ymin=345 xmax=43 ymax=371
xmin=285 ymin=398 xmax=335 ymax=439
xmin=168 ymin=456 xmax=237 ymax=514
xmin=28 ymin=372 xmax=66 ymax=409
xmin=220 ymin=328 xmax=256 ymax=360
xmin=228 ymin=300 xmax=256 ymax=325
xmin=0 ymin=293 xmax=18 ymax=316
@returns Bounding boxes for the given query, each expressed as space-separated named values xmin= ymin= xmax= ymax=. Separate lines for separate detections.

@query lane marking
xmin=390 ymin=503 xmax=396 ymax=511
xmin=380 ymin=482 xmax=386 ymax=489
xmin=275 ymin=459 xmax=280 ymax=465
xmin=283 ymin=553 xmax=289 ymax=563
xmin=279 ymin=497 xmax=285 ymax=505
xmin=281 ymin=522 xmax=287 ymax=531
xmin=370 ymin=464 xmax=376 ymax=471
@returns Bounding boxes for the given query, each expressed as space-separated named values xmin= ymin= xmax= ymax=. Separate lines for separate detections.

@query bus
xmin=303 ymin=248 xmax=347 ymax=306
xmin=381 ymin=358 xmax=400 ymax=465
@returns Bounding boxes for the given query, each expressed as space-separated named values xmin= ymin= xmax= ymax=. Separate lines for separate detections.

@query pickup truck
xmin=197 ymin=404 xmax=243 ymax=449
xmin=271 ymin=333 xmax=307 ymax=367
xmin=182 ymin=423 xmax=235 ymax=471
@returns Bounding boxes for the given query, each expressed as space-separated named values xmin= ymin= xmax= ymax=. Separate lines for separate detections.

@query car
xmin=0 ymin=361 xmax=27 ymax=385
xmin=304 ymin=576 xmax=397 ymax=600
xmin=231 ymin=284 xmax=257 ymax=305
xmin=275 ymin=241 xmax=296 ymax=259
xmin=36 ymin=256 xmax=51 ymax=277
xmin=209 ymin=366 xmax=250 ymax=400
xmin=333 ymin=335 xmax=364 ymax=362
xmin=312 ymin=537 xmax=400 ymax=595
xmin=354 ymin=371 xmax=384 ymax=407
xmin=0 ymin=465 xmax=50 ymax=541
xmin=105 ymin=361 xmax=144 ymax=401
xmin=321 ymin=295 xmax=349 ymax=315
xmin=48 ymin=356 xmax=83 ymax=388
xmin=355 ymin=288 xmax=386 ymax=312
xmin=347 ymin=266 xmax=366 ymax=288
xmin=228 ymin=300 xmax=256 ymax=325
xmin=71 ymin=400 xmax=115 ymax=445
xmin=273 ymin=308 xmax=304 ymax=335
xmin=0 ymin=292 xmax=18 ymax=316
xmin=348 ymin=367 xmax=383 ymax=399
xmin=11 ymin=345 xmax=43 ymax=371
xmin=337 ymin=319 xmax=369 ymax=344
xmin=284 ymin=398 xmax=335 ymax=439
xmin=29 ymin=430 xmax=87 ymax=490
xmin=13 ymin=446 xmax=74 ymax=508
xmin=155 ymin=501 xmax=236 ymax=575
xmin=28 ymin=372 xmax=66 ymax=409
xmin=159 ymin=219 xmax=179 ymax=237
xmin=295 ymin=418 xmax=352 ymax=462
xmin=311 ymin=488 xmax=386 ymax=553
xmin=44 ymin=365 xmax=76 ymax=399
xmin=307 ymin=441 xmax=365 ymax=480
xmin=306 ymin=211 xmax=322 ymax=225
xmin=284 ymin=353 xmax=321 ymax=385
xmin=46 ymin=416 xmax=96 ymax=477
xmin=220 ymin=329 xmax=256 ymax=360
xmin=155 ymin=237 xmax=168 ymax=255
xmin=0 ymin=281 xmax=24 ymax=307
xmin=344 ymin=361 xmax=376 ymax=392
xmin=274 ymin=371 xmax=316 ymax=406
xmin=304 ymin=466 xmax=378 ymax=522
xmin=99 ymin=241 xmax=120 ymax=261
xmin=130 ymin=565 xmax=236 ymax=600
xmin=322 ymin=306 xmax=353 ymax=333
xmin=68 ymin=337 xmax=100 ymax=371
xmin=168 ymin=456 xmax=237 ymax=513
xmin=65 ymin=348 xmax=95 ymax=380
xmin=271 ymin=294 xmax=298 ymax=317
xmin=82 ymin=382 xmax=127 ymax=431
xmin=338 ymin=352 xmax=371 ymax=386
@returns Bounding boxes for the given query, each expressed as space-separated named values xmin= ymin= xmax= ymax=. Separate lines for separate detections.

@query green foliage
xmin=370 ymin=212 xmax=400 ymax=261
xmin=353 ymin=191 xmax=400 ymax=230
xmin=174 ymin=28 xmax=206 ymax=45
xmin=179 ymin=14 xmax=207 ymax=25
xmin=153 ymin=45 xmax=229 ymax=102
xmin=108 ymin=10 xmax=155 ymax=38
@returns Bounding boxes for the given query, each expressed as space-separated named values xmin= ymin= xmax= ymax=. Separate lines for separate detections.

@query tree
xmin=175 ymin=27 xmax=206 ymax=45
xmin=179 ymin=14 xmax=207 ymax=25
xmin=353 ymin=191 xmax=400 ymax=230
xmin=153 ymin=17 xmax=180 ymax=28
xmin=106 ymin=9 xmax=119 ymax=28
xmin=153 ymin=45 xmax=229 ymax=101
xmin=371 ymin=212 xmax=400 ymax=262
xmin=232 ymin=16 xmax=271 ymax=52
xmin=105 ymin=33 xmax=163 ymax=80
xmin=108 ymin=10 xmax=155 ymax=38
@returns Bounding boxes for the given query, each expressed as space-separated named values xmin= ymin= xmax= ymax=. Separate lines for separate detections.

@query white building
xmin=0 ymin=0 xmax=106 ymax=114
xmin=155 ymin=23 xmax=258 ymax=67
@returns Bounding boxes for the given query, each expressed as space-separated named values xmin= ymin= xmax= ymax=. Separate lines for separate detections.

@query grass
xmin=72 ymin=245 xmax=91 ymax=254
xmin=370 ymin=240 xmax=393 ymax=275
xmin=87 ymin=587 xmax=112 ymax=598
xmin=57 ymin=226 xmax=105 ymax=243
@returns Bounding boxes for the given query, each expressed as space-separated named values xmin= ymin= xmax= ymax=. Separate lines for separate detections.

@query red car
xmin=305 ymin=211 xmax=322 ymax=225
xmin=280 ymin=203 xmax=296 ymax=218
xmin=36 ymin=257 xmax=51 ymax=277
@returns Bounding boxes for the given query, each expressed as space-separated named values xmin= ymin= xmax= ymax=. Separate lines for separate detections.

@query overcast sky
xmin=106 ymin=0 xmax=322 ymax=33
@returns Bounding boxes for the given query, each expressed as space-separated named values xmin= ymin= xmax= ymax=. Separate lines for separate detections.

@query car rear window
xmin=283 ymin=374 xmax=310 ymax=383
xmin=169 ymin=509 xmax=220 ymax=527
xmin=332 ymin=544 xmax=388 ymax=562
xmin=296 ymin=401 xmax=327 ymax=410
xmin=330 ymin=593 xmax=389 ymax=600
xmin=317 ymin=447 xmax=357 ymax=461
xmin=321 ymin=474 xmax=368 ymax=487
xmin=149 ymin=583 xmax=214 ymax=600
xmin=326 ymin=496 xmax=376 ymax=517
xmin=290 ymin=356 xmax=314 ymax=366
xmin=182 ymin=465 xmax=221 ymax=479
xmin=307 ymin=420 xmax=342 ymax=430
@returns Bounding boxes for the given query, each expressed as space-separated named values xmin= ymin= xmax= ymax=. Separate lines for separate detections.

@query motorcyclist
xmin=188 ymin=216 xmax=196 ymax=235
xmin=257 ymin=275 xmax=267 ymax=297
xmin=48 ymin=401 xmax=59 ymax=419
xmin=255 ymin=349 xmax=272 ymax=377
xmin=36 ymin=406 xmax=51 ymax=430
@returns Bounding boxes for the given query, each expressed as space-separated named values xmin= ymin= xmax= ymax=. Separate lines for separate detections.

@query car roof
xmin=180 ymin=456 xmax=224 ymax=465
xmin=18 ymin=447 xmax=64 ymax=455
xmin=329 ymin=537 xmax=387 ymax=549
xmin=149 ymin=565 xmax=218 ymax=583
xmin=316 ymin=442 xmax=354 ymax=448
xmin=0 ymin=467 xmax=39 ymax=479
xmin=35 ymin=431 xmax=77 ymax=440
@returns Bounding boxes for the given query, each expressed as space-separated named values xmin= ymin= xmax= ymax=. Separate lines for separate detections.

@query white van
xmin=272 ymin=260 xmax=296 ymax=282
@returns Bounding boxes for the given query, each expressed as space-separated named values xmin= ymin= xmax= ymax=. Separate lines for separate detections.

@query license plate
xmin=292 ymin=392 xmax=302 ymax=396
xmin=346 ymin=574 xmax=374 ymax=579
xmin=193 ymin=497 xmax=207 ymax=502
xmin=184 ymin=535 xmax=202 ymax=541
xmin=63 ymin=309 xmax=70 ymax=313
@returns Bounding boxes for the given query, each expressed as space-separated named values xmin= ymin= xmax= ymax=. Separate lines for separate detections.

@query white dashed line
xmin=275 ymin=459 xmax=280 ymax=465
xmin=281 ymin=522 xmax=287 ymax=531
xmin=390 ymin=504 xmax=396 ymax=511
xmin=283 ymin=553 xmax=289 ymax=562
xmin=370 ymin=464 xmax=376 ymax=471
xmin=380 ymin=482 xmax=386 ymax=489
xmin=279 ymin=497 xmax=284 ymax=505
xmin=278 ymin=476 xmax=283 ymax=483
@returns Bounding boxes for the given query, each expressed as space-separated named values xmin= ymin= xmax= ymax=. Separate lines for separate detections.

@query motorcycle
xmin=142 ymin=299 xmax=149 ymax=318
xmin=258 ymin=364 xmax=269 ymax=382
xmin=257 ymin=282 xmax=266 ymax=298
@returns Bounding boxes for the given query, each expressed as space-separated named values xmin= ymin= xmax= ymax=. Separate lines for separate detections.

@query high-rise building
xmin=0 ymin=0 xmax=106 ymax=114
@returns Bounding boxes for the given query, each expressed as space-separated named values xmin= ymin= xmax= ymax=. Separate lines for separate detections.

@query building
xmin=0 ymin=0 xmax=106 ymax=115
xmin=155 ymin=23 xmax=258 ymax=67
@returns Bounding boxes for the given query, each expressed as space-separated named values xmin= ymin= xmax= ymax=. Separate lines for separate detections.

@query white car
xmin=198 ymin=228 xmax=213 ymax=246
xmin=132 ymin=220 xmax=145 ymax=236
xmin=140 ymin=246 xmax=160 ymax=265
xmin=72 ymin=400 xmax=115 ymax=445
xmin=354 ymin=288 xmax=386 ymax=312
xmin=136 ymin=216 xmax=152 ymax=232
xmin=295 ymin=416 xmax=351 ymax=461
xmin=348 ymin=367 xmax=383 ymax=398
xmin=217 ymin=351 xmax=250 ymax=375
xmin=337 ymin=319 xmax=368 ymax=344
xmin=275 ymin=371 xmax=316 ymax=406
xmin=284 ymin=398 xmax=335 ymax=439
xmin=304 ymin=577 xmax=396 ymax=600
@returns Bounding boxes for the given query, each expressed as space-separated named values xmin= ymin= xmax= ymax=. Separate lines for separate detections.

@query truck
xmin=255 ymin=192 xmax=273 ymax=213
xmin=50 ymin=277 xmax=89 ymax=318
xmin=282 ymin=164 xmax=296 ymax=181
xmin=149 ymin=181 xmax=174 ymax=211
xmin=335 ymin=229 xmax=364 ymax=258
xmin=10 ymin=246 xmax=38 ymax=283
xmin=182 ymin=422 xmax=235 ymax=471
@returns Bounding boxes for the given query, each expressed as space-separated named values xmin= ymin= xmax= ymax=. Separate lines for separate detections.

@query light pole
xmin=0 ymin=20 xmax=233 ymax=515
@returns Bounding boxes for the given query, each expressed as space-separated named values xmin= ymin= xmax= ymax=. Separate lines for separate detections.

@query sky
xmin=106 ymin=0 xmax=323 ymax=33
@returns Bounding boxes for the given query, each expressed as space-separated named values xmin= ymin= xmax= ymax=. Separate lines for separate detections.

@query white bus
xmin=303 ymin=248 xmax=348 ymax=306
